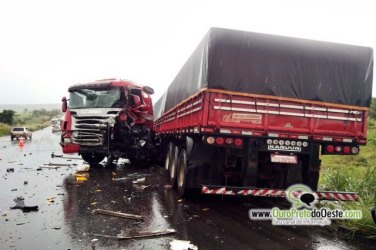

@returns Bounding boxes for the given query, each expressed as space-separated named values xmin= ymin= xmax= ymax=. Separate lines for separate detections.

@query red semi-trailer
xmin=154 ymin=28 xmax=373 ymax=199
xmin=60 ymin=79 xmax=155 ymax=165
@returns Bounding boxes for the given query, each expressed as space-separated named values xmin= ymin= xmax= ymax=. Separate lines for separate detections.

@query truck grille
xmin=72 ymin=116 xmax=109 ymax=146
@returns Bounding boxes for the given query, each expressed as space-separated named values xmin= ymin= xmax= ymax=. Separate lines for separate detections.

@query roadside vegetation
xmin=320 ymin=98 xmax=376 ymax=239
xmin=0 ymin=109 xmax=61 ymax=137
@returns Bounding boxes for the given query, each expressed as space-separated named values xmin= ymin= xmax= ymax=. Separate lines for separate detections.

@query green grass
xmin=320 ymin=119 xmax=376 ymax=239
xmin=0 ymin=123 xmax=11 ymax=137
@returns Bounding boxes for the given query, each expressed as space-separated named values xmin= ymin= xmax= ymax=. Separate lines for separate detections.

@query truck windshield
xmin=69 ymin=88 xmax=124 ymax=109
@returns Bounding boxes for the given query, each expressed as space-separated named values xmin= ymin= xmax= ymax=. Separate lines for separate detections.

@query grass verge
xmin=320 ymin=119 xmax=376 ymax=239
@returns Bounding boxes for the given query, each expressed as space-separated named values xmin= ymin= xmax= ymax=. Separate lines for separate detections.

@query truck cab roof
xmin=68 ymin=79 xmax=144 ymax=92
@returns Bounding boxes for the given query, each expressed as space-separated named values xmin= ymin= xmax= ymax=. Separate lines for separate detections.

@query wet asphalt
xmin=0 ymin=129 xmax=375 ymax=250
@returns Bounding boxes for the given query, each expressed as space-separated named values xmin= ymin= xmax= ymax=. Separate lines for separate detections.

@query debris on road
xmin=10 ymin=197 xmax=38 ymax=212
xmin=116 ymin=228 xmax=176 ymax=240
xmin=47 ymin=197 xmax=56 ymax=205
xmin=164 ymin=184 xmax=172 ymax=189
xmin=117 ymin=158 xmax=131 ymax=165
xmin=76 ymin=163 xmax=90 ymax=172
xmin=75 ymin=173 xmax=89 ymax=183
xmin=11 ymin=189 xmax=17 ymax=191
xmin=44 ymin=162 xmax=71 ymax=167
xmin=53 ymin=226 xmax=61 ymax=230
xmin=134 ymin=184 xmax=151 ymax=191
xmin=132 ymin=177 xmax=146 ymax=184
xmin=113 ymin=173 xmax=150 ymax=182
xmin=24 ymin=181 xmax=28 ymax=185
xmin=169 ymin=239 xmax=198 ymax=250
xmin=93 ymin=208 xmax=142 ymax=220
xmin=51 ymin=152 xmax=81 ymax=160
xmin=6 ymin=168 xmax=14 ymax=173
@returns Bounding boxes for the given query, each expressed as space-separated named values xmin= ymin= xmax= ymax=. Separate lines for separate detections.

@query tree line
xmin=0 ymin=109 xmax=61 ymax=125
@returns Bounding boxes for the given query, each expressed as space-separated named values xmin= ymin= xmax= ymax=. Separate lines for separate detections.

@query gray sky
xmin=0 ymin=0 xmax=375 ymax=104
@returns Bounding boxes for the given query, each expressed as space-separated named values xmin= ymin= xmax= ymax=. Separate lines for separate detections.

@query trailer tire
xmin=177 ymin=148 xmax=188 ymax=198
xmin=81 ymin=153 xmax=105 ymax=166
xmin=169 ymin=145 xmax=179 ymax=187
xmin=165 ymin=142 xmax=174 ymax=172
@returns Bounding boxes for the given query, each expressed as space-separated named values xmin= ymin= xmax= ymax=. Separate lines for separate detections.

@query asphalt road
xmin=0 ymin=129 xmax=374 ymax=250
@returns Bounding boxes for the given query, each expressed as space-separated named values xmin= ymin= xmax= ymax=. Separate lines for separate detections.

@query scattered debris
xmin=51 ymin=152 xmax=81 ymax=160
xmin=16 ymin=222 xmax=26 ymax=226
xmin=93 ymin=209 xmax=142 ymax=220
xmin=134 ymin=184 xmax=151 ymax=191
xmin=169 ymin=239 xmax=198 ymax=250
xmin=53 ymin=226 xmax=61 ymax=230
xmin=116 ymin=228 xmax=176 ymax=240
xmin=76 ymin=163 xmax=90 ymax=172
xmin=112 ymin=173 xmax=150 ymax=182
xmin=24 ymin=181 xmax=28 ymax=185
xmin=132 ymin=177 xmax=146 ymax=184
xmin=11 ymin=189 xmax=17 ymax=191
xmin=6 ymin=168 xmax=14 ymax=173
xmin=10 ymin=197 xmax=38 ymax=212
xmin=164 ymin=184 xmax=173 ymax=189
xmin=47 ymin=197 xmax=56 ymax=205
xmin=75 ymin=173 xmax=89 ymax=183
xmin=202 ymin=208 xmax=210 ymax=211
xmin=95 ymin=189 xmax=102 ymax=192
xmin=90 ymin=202 xmax=97 ymax=206
xmin=44 ymin=162 xmax=71 ymax=167
xmin=117 ymin=158 xmax=131 ymax=165
xmin=36 ymin=167 xmax=42 ymax=171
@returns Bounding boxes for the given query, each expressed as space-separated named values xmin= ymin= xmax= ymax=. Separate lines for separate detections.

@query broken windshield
xmin=69 ymin=88 xmax=124 ymax=109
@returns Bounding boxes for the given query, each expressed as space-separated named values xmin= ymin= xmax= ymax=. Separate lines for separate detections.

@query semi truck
xmin=154 ymin=28 xmax=373 ymax=199
xmin=60 ymin=79 xmax=155 ymax=166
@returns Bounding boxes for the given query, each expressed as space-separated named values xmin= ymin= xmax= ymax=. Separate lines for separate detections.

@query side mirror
xmin=143 ymin=86 xmax=154 ymax=95
xmin=62 ymin=96 xmax=67 ymax=112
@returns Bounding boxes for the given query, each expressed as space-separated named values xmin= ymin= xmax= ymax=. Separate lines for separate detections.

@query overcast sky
xmin=0 ymin=0 xmax=375 ymax=104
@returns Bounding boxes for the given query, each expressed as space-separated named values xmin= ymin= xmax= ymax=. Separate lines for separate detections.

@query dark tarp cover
xmin=154 ymin=27 xmax=373 ymax=119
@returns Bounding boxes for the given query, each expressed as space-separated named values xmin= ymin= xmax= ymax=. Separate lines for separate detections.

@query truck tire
xmin=11 ymin=136 xmax=14 ymax=141
xmin=165 ymin=142 xmax=174 ymax=172
xmin=169 ymin=145 xmax=179 ymax=187
xmin=177 ymin=148 xmax=189 ymax=198
xmin=81 ymin=153 xmax=105 ymax=166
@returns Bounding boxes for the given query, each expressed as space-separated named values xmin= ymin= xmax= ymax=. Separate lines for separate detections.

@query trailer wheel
xmin=169 ymin=145 xmax=179 ymax=187
xmin=81 ymin=153 xmax=105 ymax=166
xmin=164 ymin=142 xmax=174 ymax=172
xmin=177 ymin=148 xmax=189 ymax=198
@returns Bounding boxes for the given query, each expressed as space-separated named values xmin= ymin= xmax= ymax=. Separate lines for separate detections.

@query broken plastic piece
xmin=6 ymin=168 xmax=14 ymax=173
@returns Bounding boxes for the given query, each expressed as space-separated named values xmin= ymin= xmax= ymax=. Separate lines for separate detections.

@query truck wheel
xmin=81 ymin=153 xmax=105 ymax=166
xmin=11 ymin=136 xmax=14 ymax=141
xmin=164 ymin=142 xmax=174 ymax=171
xmin=177 ymin=148 xmax=189 ymax=198
xmin=169 ymin=145 xmax=179 ymax=187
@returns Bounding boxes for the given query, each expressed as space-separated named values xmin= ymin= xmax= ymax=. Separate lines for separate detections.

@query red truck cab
xmin=60 ymin=79 xmax=155 ymax=165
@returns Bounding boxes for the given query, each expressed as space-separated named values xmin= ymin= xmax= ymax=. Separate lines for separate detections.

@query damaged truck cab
xmin=60 ymin=79 xmax=155 ymax=165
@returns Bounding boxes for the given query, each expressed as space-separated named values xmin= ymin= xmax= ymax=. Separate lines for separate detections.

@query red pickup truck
xmin=154 ymin=28 xmax=373 ymax=199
